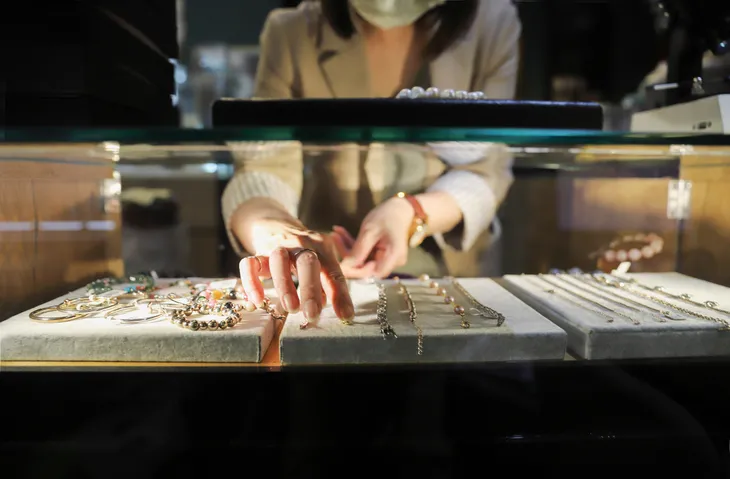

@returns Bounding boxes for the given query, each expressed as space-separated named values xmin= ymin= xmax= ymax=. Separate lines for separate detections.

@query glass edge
xmin=2 ymin=126 xmax=730 ymax=146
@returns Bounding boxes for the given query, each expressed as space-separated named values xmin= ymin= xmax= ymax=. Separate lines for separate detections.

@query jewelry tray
xmin=503 ymin=273 xmax=730 ymax=360
xmin=0 ymin=279 xmax=276 ymax=363
xmin=279 ymin=278 xmax=567 ymax=366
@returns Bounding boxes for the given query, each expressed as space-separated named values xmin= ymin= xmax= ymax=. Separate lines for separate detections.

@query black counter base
xmin=2 ymin=360 xmax=729 ymax=477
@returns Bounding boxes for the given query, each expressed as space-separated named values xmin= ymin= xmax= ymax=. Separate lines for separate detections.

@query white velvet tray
xmin=279 ymin=278 xmax=567 ymax=365
xmin=0 ymin=279 xmax=276 ymax=363
xmin=503 ymin=272 xmax=730 ymax=360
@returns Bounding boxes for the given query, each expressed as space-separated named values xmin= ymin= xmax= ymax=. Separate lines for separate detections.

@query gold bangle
xmin=29 ymin=307 xmax=86 ymax=323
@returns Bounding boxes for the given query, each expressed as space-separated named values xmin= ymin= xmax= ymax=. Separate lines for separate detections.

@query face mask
xmin=349 ymin=0 xmax=447 ymax=30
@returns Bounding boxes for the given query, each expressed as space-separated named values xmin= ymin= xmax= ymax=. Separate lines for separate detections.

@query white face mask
xmin=349 ymin=0 xmax=447 ymax=30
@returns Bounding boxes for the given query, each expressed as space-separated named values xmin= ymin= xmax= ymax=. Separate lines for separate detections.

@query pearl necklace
xmin=396 ymin=86 xmax=486 ymax=100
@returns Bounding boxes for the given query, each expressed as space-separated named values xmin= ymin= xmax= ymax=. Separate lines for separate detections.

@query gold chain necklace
xmin=376 ymin=283 xmax=398 ymax=339
xmin=395 ymin=279 xmax=423 ymax=355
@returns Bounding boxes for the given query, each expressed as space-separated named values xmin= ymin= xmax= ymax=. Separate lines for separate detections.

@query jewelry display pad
xmin=279 ymin=278 xmax=567 ymax=365
xmin=503 ymin=273 xmax=730 ymax=360
xmin=0 ymin=279 xmax=276 ymax=363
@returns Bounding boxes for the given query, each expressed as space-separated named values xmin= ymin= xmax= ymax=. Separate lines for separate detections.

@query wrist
xmin=247 ymin=217 xmax=314 ymax=255
xmin=410 ymin=191 xmax=462 ymax=234
xmin=393 ymin=192 xmax=429 ymax=247
xmin=390 ymin=195 xmax=416 ymax=222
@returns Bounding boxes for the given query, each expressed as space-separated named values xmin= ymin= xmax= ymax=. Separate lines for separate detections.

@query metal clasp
xmin=666 ymin=179 xmax=692 ymax=220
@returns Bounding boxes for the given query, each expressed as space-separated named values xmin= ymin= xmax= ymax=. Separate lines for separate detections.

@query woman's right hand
xmin=239 ymin=218 xmax=355 ymax=327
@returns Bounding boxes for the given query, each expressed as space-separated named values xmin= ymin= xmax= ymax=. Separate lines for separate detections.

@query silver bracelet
xmin=556 ymin=273 xmax=676 ymax=322
xmin=592 ymin=274 xmax=730 ymax=330
xmin=524 ymin=275 xmax=615 ymax=324
xmin=538 ymin=274 xmax=640 ymax=326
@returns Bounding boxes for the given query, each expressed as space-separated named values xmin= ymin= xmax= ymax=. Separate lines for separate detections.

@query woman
xmin=224 ymin=0 xmax=521 ymax=326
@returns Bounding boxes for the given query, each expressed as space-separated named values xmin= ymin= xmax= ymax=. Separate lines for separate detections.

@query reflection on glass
xmin=2 ymin=137 xmax=730 ymax=367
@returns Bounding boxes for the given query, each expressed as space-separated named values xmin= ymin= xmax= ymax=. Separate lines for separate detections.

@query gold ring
xmin=78 ymin=297 xmax=118 ymax=312
xmin=58 ymin=296 xmax=118 ymax=312
xmin=292 ymin=248 xmax=317 ymax=262
xmin=251 ymin=255 xmax=265 ymax=271
xmin=57 ymin=297 xmax=90 ymax=311
xmin=29 ymin=307 xmax=86 ymax=323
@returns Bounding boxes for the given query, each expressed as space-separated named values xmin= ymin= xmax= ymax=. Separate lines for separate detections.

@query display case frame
xmin=2 ymin=127 xmax=730 ymax=370
xmin=3 ymin=126 xmax=730 ymax=477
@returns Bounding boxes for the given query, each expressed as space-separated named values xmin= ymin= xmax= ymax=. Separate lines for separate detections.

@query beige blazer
xmin=223 ymin=0 xmax=521 ymax=277
xmin=255 ymin=0 xmax=521 ymax=98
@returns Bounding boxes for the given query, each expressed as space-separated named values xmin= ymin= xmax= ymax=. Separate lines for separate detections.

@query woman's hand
xmin=330 ymin=226 xmax=375 ymax=278
xmin=239 ymin=218 xmax=355 ymax=327
xmin=339 ymin=197 xmax=414 ymax=278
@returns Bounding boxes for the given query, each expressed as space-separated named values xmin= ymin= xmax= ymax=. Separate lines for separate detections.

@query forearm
xmin=230 ymin=197 xmax=303 ymax=255
xmin=427 ymin=169 xmax=504 ymax=251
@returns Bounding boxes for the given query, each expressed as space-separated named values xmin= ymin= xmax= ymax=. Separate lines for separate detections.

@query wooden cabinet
xmin=0 ymin=145 xmax=122 ymax=320
xmin=678 ymin=148 xmax=730 ymax=286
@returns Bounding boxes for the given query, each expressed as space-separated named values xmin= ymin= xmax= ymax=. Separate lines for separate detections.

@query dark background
xmin=1 ymin=0 xmax=667 ymax=128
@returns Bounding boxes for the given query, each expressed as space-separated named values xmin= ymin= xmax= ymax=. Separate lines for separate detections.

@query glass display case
xmin=2 ymin=125 xmax=730 ymax=475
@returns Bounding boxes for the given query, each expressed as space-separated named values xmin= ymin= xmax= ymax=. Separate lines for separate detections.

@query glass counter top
xmin=2 ymin=126 xmax=730 ymax=146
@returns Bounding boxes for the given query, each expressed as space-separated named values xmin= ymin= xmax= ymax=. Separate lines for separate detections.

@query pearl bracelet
xmin=596 ymin=232 xmax=664 ymax=263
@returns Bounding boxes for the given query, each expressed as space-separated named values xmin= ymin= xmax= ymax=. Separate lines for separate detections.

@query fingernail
xmin=243 ymin=301 xmax=257 ymax=312
xmin=340 ymin=302 xmax=355 ymax=324
xmin=246 ymin=294 xmax=264 ymax=308
xmin=303 ymin=300 xmax=320 ymax=323
xmin=283 ymin=294 xmax=299 ymax=313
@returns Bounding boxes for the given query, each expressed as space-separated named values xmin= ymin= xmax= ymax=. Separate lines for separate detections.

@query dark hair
xmin=319 ymin=0 xmax=479 ymax=59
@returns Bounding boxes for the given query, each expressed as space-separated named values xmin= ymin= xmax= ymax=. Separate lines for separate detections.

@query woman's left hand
xmin=337 ymin=197 xmax=414 ymax=278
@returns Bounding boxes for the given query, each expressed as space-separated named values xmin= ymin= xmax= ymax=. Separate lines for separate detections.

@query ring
xmin=249 ymin=255 xmax=264 ymax=271
xmin=292 ymin=248 xmax=317 ymax=262
xmin=58 ymin=296 xmax=118 ymax=312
